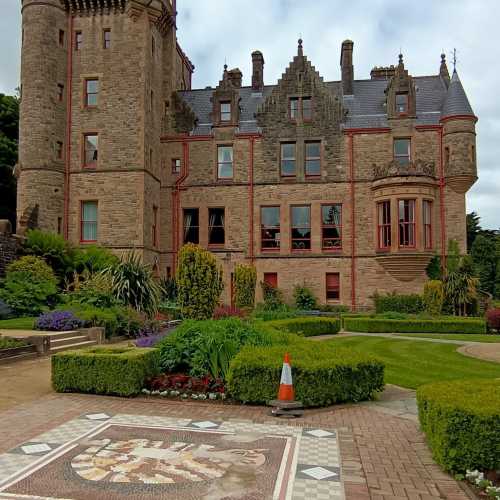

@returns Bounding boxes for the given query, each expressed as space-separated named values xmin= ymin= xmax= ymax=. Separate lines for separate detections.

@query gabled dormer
xmin=210 ymin=65 xmax=241 ymax=127
xmin=385 ymin=54 xmax=416 ymax=119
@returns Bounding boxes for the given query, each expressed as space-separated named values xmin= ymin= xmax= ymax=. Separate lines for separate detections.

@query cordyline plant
xmin=103 ymin=252 xmax=161 ymax=317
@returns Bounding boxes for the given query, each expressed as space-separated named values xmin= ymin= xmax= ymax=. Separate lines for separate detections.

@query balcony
xmin=373 ymin=159 xmax=436 ymax=181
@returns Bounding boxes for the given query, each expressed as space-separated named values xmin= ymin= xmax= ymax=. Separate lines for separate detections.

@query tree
xmin=443 ymin=255 xmax=479 ymax=316
xmin=233 ymin=263 xmax=256 ymax=309
xmin=466 ymin=212 xmax=481 ymax=251
xmin=471 ymin=235 xmax=497 ymax=295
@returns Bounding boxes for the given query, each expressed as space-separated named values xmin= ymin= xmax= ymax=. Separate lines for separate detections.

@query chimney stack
xmin=340 ymin=40 xmax=354 ymax=95
xmin=227 ymin=68 xmax=242 ymax=88
xmin=251 ymin=50 xmax=264 ymax=92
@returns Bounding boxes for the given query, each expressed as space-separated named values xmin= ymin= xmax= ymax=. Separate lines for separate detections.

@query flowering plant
xmin=466 ymin=470 xmax=500 ymax=499
xmin=35 ymin=311 xmax=85 ymax=331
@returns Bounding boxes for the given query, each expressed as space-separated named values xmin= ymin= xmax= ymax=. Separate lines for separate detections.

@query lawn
xmin=393 ymin=333 xmax=500 ymax=343
xmin=0 ymin=317 xmax=36 ymax=330
xmin=326 ymin=336 xmax=500 ymax=389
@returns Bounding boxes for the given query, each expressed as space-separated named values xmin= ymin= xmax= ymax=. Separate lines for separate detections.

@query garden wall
xmin=0 ymin=223 xmax=21 ymax=278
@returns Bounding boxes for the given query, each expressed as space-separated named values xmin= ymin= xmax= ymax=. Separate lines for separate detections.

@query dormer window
xmin=395 ymin=93 xmax=408 ymax=114
xmin=220 ymin=101 xmax=231 ymax=122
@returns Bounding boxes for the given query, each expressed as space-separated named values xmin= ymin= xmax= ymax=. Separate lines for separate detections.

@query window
xmin=398 ymin=199 xmax=416 ymax=248
xmin=83 ymin=134 xmax=98 ymax=167
xmin=103 ymin=29 xmax=111 ymax=49
xmin=217 ymin=145 xmax=233 ymax=179
xmin=57 ymin=84 xmax=64 ymax=102
xmin=322 ymin=204 xmax=342 ymax=250
xmin=150 ymin=89 xmax=154 ymax=111
xmin=172 ymin=158 xmax=181 ymax=174
xmin=445 ymin=146 xmax=450 ymax=167
xmin=59 ymin=30 xmax=65 ymax=47
xmin=423 ymin=200 xmax=433 ymax=249
xmin=85 ymin=79 xmax=99 ymax=107
xmin=377 ymin=201 xmax=391 ymax=250
xmin=326 ymin=273 xmax=340 ymax=300
xmin=291 ymin=205 xmax=311 ymax=251
xmin=281 ymin=143 xmax=296 ymax=177
xmin=261 ymin=206 xmax=280 ymax=251
xmin=75 ymin=31 xmax=82 ymax=51
xmin=471 ymin=145 xmax=476 ymax=164
xmin=290 ymin=97 xmax=299 ymax=119
xmin=56 ymin=141 xmax=63 ymax=160
xmin=305 ymin=141 xmax=321 ymax=176
xmin=152 ymin=205 xmax=158 ymax=247
xmin=183 ymin=208 xmax=199 ymax=244
xmin=57 ymin=217 xmax=62 ymax=235
xmin=302 ymin=97 xmax=312 ymax=120
xmin=394 ymin=138 xmax=410 ymax=166
xmin=149 ymin=148 xmax=153 ymax=170
xmin=395 ymin=93 xmax=408 ymax=114
xmin=263 ymin=272 xmax=278 ymax=288
xmin=208 ymin=208 xmax=225 ymax=246
xmin=81 ymin=201 xmax=97 ymax=242
xmin=220 ymin=101 xmax=231 ymax=122
xmin=151 ymin=36 xmax=155 ymax=57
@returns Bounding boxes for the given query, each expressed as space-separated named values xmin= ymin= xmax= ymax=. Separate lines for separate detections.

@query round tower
xmin=18 ymin=0 xmax=68 ymax=234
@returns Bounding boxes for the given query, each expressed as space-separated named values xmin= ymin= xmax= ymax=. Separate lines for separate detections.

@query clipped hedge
xmin=344 ymin=317 xmax=486 ymax=334
xmin=266 ymin=317 xmax=340 ymax=337
xmin=417 ymin=379 xmax=500 ymax=472
xmin=52 ymin=347 xmax=159 ymax=396
xmin=227 ymin=341 xmax=384 ymax=407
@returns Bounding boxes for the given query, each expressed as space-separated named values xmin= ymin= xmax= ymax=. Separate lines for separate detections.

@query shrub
xmin=260 ymin=281 xmax=284 ymax=310
xmin=104 ymin=252 xmax=161 ymax=317
xmin=65 ymin=270 xmax=119 ymax=308
xmin=213 ymin=305 xmax=246 ymax=319
xmin=426 ymin=255 xmax=443 ymax=280
xmin=0 ymin=256 xmax=58 ymax=316
xmin=227 ymin=341 xmax=384 ymax=407
xmin=233 ymin=264 xmax=256 ymax=309
xmin=417 ymin=379 xmax=500 ymax=472
xmin=373 ymin=291 xmax=424 ymax=314
xmin=160 ymin=276 xmax=177 ymax=302
xmin=52 ymin=346 xmax=160 ymax=396
xmin=35 ymin=311 xmax=84 ymax=331
xmin=344 ymin=317 xmax=486 ymax=334
xmin=293 ymin=285 xmax=317 ymax=310
xmin=423 ymin=280 xmax=445 ymax=316
xmin=266 ymin=317 xmax=340 ymax=337
xmin=0 ymin=336 xmax=28 ymax=349
xmin=486 ymin=308 xmax=500 ymax=332
xmin=0 ymin=299 xmax=13 ymax=320
xmin=316 ymin=304 xmax=350 ymax=315
xmin=72 ymin=245 xmax=119 ymax=274
xmin=176 ymin=244 xmax=223 ymax=320
xmin=252 ymin=303 xmax=299 ymax=321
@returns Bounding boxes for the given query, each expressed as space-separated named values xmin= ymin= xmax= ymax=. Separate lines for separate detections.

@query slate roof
xmin=179 ymin=71 xmax=474 ymax=135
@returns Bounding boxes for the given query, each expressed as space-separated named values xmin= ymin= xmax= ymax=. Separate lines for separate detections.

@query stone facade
xmin=18 ymin=1 xmax=478 ymax=309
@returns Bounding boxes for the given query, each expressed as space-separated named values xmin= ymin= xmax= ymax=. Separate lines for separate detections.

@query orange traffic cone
xmin=278 ymin=352 xmax=295 ymax=401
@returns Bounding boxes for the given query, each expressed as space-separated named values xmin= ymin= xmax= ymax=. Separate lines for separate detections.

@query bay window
xmin=423 ymin=200 xmax=433 ymax=249
xmin=398 ymin=199 xmax=416 ymax=248
xmin=377 ymin=201 xmax=391 ymax=250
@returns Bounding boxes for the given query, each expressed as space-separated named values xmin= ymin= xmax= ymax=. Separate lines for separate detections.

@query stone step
xmin=50 ymin=340 xmax=97 ymax=354
xmin=50 ymin=335 xmax=91 ymax=348
xmin=45 ymin=330 xmax=80 ymax=341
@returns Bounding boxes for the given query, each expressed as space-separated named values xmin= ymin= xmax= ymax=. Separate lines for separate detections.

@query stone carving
xmin=373 ymin=159 xmax=435 ymax=180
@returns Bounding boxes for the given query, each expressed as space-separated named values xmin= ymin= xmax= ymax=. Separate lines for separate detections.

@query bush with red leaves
xmin=486 ymin=308 xmax=500 ymax=332
xmin=146 ymin=373 xmax=225 ymax=394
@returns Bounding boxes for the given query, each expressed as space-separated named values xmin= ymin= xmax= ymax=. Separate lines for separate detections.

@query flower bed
xmin=52 ymin=347 xmax=160 ymax=397
xmin=417 ymin=379 xmax=500 ymax=473
xmin=344 ymin=316 xmax=486 ymax=334
xmin=265 ymin=317 xmax=340 ymax=336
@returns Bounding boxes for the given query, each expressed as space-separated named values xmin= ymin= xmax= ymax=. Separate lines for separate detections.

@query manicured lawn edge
xmin=265 ymin=317 xmax=340 ymax=336
xmin=0 ymin=317 xmax=36 ymax=330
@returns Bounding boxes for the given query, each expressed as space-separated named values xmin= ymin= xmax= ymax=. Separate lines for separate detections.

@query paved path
xmin=458 ymin=342 xmax=500 ymax=363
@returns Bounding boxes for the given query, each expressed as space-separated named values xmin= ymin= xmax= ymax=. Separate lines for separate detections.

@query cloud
xmin=2 ymin=0 xmax=498 ymax=229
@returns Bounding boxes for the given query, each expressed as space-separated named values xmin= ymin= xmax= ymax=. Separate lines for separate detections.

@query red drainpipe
xmin=438 ymin=126 xmax=446 ymax=270
xmin=63 ymin=14 xmax=73 ymax=240
xmin=348 ymin=132 xmax=356 ymax=311
xmin=248 ymin=137 xmax=255 ymax=263
xmin=172 ymin=140 xmax=189 ymax=273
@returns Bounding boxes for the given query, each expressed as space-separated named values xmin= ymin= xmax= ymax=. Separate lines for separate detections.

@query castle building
xmin=18 ymin=0 xmax=478 ymax=309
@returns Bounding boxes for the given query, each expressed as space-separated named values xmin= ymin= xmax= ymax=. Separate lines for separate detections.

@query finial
xmin=398 ymin=53 xmax=403 ymax=65
xmin=441 ymin=52 xmax=446 ymax=63
xmin=451 ymin=48 xmax=457 ymax=72
xmin=298 ymin=38 xmax=303 ymax=56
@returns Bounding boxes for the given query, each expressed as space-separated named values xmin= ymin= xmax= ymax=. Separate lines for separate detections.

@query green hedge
xmin=266 ymin=317 xmax=340 ymax=337
xmin=227 ymin=341 xmax=384 ymax=407
xmin=344 ymin=317 xmax=486 ymax=334
xmin=417 ymin=379 xmax=500 ymax=472
xmin=374 ymin=292 xmax=424 ymax=314
xmin=52 ymin=347 xmax=159 ymax=396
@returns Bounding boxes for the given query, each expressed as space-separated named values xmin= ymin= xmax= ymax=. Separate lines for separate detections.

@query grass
xmin=326 ymin=336 xmax=500 ymax=389
xmin=393 ymin=333 xmax=500 ymax=343
xmin=0 ymin=317 xmax=36 ymax=330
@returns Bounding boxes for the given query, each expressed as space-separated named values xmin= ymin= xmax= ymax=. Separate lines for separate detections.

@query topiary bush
xmin=176 ymin=244 xmax=223 ymax=320
xmin=417 ymin=379 xmax=500 ymax=473
xmin=233 ymin=264 xmax=256 ymax=309
xmin=293 ymin=284 xmax=317 ymax=310
xmin=373 ymin=291 xmax=424 ymax=314
xmin=227 ymin=341 xmax=384 ymax=407
xmin=486 ymin=308 xmax=500 ymax=333
xmin=35 ymin=310 xmax=84 ymax=331
xmin=0 ymin=256 xmax=58 ymax=316
xmin=52 ymin=346 xmax=160 ymax=396
xmin=344 ymin=316 xmax=486 ymax=334
xmin=266 ymin=317 xmax=340 ymax=337
xmin=423 ymin=280 xmax=445 ymax=316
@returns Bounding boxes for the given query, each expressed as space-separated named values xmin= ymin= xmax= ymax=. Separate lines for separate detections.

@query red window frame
xmin=377 ymin=200 xmax=391 ymax=250
xmin=326 ymin=273 xmax=340 ymax=301
xmin=172 ymin=158 xmax=181 ymax=174
xmin=305 ymin=141 xmax=321 ymax=177
xmin=84 ymin=78 xmax=99 ymax=108
xmin=280 ymin=142 xmax=296 ymax=177
xmin=398 ymin=199 xmax=416 ymax=248
xmin=291 ymin=205 xmax=311 ymax=252
xmin=217 ymin=145 xmax=233 ymax=180
xmin=321 ymin=204 xmax=342 ymax=251
xmin=263 ymin=272 xmax=278 ymax=289
xmin=152 ymin=205 xmax=158 ymax=248
xmin=80 ymin=200 xmax=98 ymax=243
xmin=423 ymin=200 xmax=433 ymax=249
xmin=208 ymin=207 xmax=225 ymax=247
xmin=75 ymin=31 xmax=82 ymax=51
xmin=260 ymin=206 xmax=280 ymax=252
xmin=103 ymin=29 xmax=111 ymax=49
xmin=83 ymin=133 xmax=98 ymax=168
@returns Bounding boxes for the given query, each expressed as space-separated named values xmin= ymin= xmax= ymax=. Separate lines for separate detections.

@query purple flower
xmin=35 ymin=311 xmax=85 ymax=331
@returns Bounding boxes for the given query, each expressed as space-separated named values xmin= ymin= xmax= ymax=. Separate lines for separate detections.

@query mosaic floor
xmin=0 ymin=413 xmax=343 ymax=499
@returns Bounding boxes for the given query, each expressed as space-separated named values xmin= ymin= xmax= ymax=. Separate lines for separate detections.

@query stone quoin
xmin=17 ymin=0 xmax=478 ymax=309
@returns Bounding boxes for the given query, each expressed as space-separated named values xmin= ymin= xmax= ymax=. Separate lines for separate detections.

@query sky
xmin=1 ymin=0 xmax=499 ymax=229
